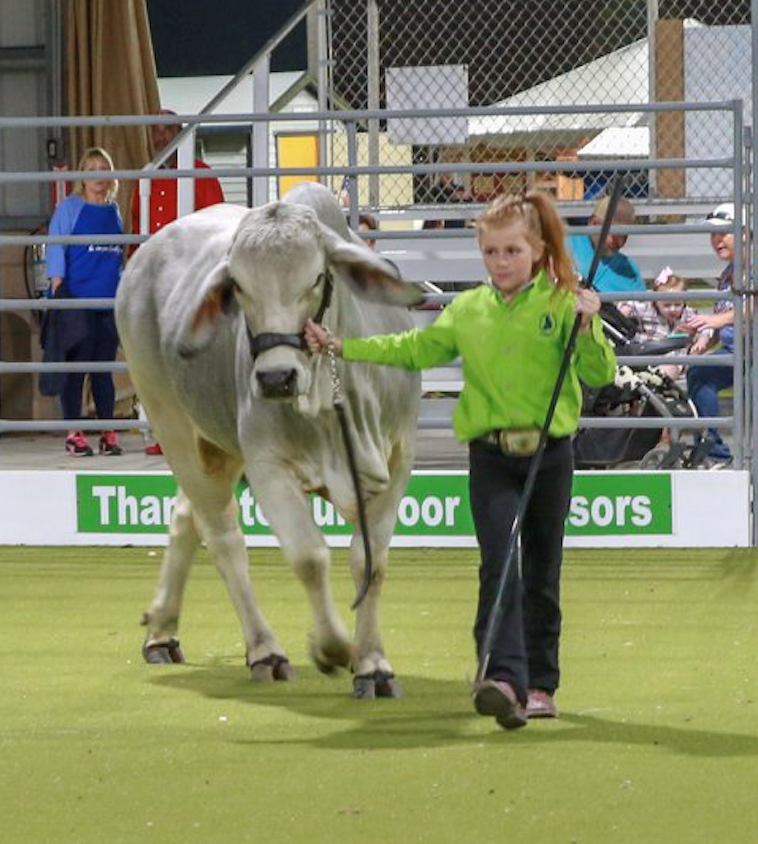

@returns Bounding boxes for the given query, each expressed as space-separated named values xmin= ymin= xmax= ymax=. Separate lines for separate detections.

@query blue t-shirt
xmin=714 ymin=263 xmax=734 ymax=353
xmin=46 ymin=194 xmax=123 ymax=299
xmin=568 ymin=234 xmax=646 ymax=293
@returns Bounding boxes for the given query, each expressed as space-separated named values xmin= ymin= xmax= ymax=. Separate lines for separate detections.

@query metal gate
xmin=0 ymin=0 xmax=757 ymax=541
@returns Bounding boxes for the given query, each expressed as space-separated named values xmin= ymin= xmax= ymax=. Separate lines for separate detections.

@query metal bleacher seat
xmin=387 ymin=214 xmax=727 ymax=402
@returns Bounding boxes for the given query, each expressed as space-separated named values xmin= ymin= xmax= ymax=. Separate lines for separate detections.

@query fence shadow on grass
xmin=149 ymin=664 xmax=758 ymax=755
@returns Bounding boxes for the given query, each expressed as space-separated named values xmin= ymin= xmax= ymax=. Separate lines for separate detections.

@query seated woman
xmin=680 ymin=204 xmax=737 ymax=468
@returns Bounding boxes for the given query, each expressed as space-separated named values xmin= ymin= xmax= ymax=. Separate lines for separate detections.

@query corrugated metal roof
xmin=577 ymin=126 xmax=650 ymax=158
xmin=468 ymin=38 xmax=650 ymax=139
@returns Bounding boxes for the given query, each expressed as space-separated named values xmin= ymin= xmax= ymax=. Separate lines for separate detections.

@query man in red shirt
xmin=132 ymin=109 xmax=224 ymax=454
xmin=131 ymin=108 xmax=225 ymax=236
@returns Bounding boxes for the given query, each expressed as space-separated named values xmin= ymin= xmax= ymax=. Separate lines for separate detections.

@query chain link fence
xmin=325 ymin=0 xmax=751 ymax=211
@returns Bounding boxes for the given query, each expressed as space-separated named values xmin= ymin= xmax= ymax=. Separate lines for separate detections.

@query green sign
xmin=76 ymin=471 xmax=672 ymax=537
xmin=565 ymin=473 xmax=672 ymax=535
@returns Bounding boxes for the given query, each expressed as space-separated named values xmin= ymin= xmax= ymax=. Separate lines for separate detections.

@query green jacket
xmin=343 ymin=272 xmax=617 ymax=442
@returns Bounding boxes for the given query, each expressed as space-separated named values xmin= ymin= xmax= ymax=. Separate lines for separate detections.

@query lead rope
xmin=325 ymin=330 xmax=373 ymax=610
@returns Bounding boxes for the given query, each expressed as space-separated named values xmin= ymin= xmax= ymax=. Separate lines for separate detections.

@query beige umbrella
xmin=65 ymin=0 xmax=160 ymax=227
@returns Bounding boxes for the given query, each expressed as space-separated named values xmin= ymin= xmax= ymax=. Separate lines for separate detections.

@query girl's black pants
xmin=469 ymin=436 xmax=574 ymax=704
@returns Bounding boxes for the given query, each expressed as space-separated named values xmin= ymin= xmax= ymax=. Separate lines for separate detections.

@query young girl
xmin=46 ymin=147 xmax=124 ymax=456
xmin=305 ymin=192 xmax=616 ymax=730
xmin=620 ymin=267 xmax=711 ymax=379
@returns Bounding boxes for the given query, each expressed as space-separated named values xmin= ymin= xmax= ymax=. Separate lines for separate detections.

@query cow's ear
xmin=177 ymin=260 xmax=235 ymax=358
xmin=320 ymin=226 xmax=424 ymax=308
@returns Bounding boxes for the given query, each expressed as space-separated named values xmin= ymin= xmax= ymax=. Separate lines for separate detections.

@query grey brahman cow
xmin=115 ymin=183 xmax=421 ymax=697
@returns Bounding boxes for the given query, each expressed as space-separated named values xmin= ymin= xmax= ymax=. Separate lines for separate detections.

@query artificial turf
xmin=1 ymin=545 xmax=757 ymax=843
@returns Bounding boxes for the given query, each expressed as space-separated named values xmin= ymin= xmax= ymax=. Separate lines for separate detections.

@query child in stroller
xmin=573 ymin=270 xmax=708 ymax=469
xmin=618 ymin=268 xmax=712 ymax=380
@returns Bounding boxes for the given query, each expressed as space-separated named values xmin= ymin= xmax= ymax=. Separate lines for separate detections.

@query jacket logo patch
xmin=539 ymin=313 xmax=557 ymax=335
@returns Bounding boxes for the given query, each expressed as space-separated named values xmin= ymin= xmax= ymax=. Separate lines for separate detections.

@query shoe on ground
xmin=702 ymin=455 xmax=733 ymax=470
xmin=98 ymin=431 xmax=123 ymax=456
xmin=65 ymin=432 xmax=93 ymax=457
xmin=472 ymin=678 xmax=527 ymax=730
xmin=145 ymin=442 xmax=163 ymax=456
xmin=526 ymin=689 xmax=558 ymax=719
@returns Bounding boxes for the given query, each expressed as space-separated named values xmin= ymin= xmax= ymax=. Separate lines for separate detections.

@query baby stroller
xmin=572 ymin=303 xmax=703 ymax=469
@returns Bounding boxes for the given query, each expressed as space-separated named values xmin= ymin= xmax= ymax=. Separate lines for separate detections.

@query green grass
xmin=2 ymin=546 xmax=758 ymax=843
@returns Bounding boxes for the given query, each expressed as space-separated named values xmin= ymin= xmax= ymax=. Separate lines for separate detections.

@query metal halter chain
xmin=324 ymin=328 xmax=373 ymax=610
xmin=326 ymin=330 xmax=343 ymax=405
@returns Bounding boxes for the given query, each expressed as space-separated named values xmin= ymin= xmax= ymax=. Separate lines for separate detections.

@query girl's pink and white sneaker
xmin=526 ymin=689 xmax=558 ymax=719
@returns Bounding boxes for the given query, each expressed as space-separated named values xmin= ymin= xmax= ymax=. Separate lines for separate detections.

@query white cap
xmin=706 ymin=203 xmax=734 ymax=227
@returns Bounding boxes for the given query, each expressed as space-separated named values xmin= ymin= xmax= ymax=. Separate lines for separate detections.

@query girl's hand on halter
xmin=305 ymin=318 xmax=343 ymax=357
xmin=575 ymin=288 xmax=601 ymax=332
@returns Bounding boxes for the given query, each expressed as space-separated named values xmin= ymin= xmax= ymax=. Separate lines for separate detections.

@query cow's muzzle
xmin=256 ymin=368 xmax=298 ymax=399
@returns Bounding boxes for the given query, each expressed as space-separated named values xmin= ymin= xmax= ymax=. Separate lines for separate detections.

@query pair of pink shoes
xmin=473 ymin=679 xmax=557 ymax=729
xmin=65 ymin=431 xmax=122 ymax=457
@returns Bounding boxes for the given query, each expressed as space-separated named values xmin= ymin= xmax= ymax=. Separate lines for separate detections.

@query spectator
xmin=132 ymin=109 xmax=225 ymax=456
xmin=682 ymin=203 xmax=737 ymax=468
xmin=569 ymin=195 xmax=646 ymax=293
xmin=131 ymin=108 xmax=225 ymax=238
xmin=45 ymin=146 xmax=124 ymax=457
xmin=358 ymin=213 xmax=378 ymax=250
xmin=428 ymin=173 xmax=473 ymax=228
xmin=304 ymin=191 xmax=616 ymax=729
xmin=620 ymin=267 xmax=711 ymax=380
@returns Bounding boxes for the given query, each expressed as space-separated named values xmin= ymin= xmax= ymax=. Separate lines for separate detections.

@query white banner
xmin=0 ymin=470 xmax=750 ymax=548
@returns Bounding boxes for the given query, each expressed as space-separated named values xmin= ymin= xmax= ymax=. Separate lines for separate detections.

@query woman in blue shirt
xmin=46 ymin=146 xmax=124 ymax=456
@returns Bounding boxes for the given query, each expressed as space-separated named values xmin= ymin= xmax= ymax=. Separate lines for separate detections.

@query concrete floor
xmin=0 ymin=429 xmax=470 ymax=472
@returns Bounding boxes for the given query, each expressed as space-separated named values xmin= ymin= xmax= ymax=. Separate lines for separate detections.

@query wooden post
xmin=655 ymin=19 xmax=686 ymax=200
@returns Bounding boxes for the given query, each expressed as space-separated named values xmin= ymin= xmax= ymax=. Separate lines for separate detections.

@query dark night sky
xmin=146 ymin=0 xmax=310 ymax=77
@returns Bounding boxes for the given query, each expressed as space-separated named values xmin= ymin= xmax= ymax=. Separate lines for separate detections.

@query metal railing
xmin=0 ymin=102 xmax=752 ymax=495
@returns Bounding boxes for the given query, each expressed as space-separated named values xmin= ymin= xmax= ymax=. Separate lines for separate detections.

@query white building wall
xmin=685 ymin=25 xmax=752 ymax=199
xmin=0 ymin=0 xmax=52 ymax=222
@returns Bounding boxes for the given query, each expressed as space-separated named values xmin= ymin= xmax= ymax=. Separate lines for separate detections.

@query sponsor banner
xmin=0 ymin=470 xmax=748 ymax=547
xmin=566 ymin=473 xmax=672 ymax=535
xmin=76 ymin=473 xmax=474 ymax=536
xmin=75 ymin=471 xmax=671 ymax=537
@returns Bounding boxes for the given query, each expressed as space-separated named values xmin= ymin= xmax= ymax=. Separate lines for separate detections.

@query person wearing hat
xmin=569 ymin=195 xmax=646 ymax=293
xmin=131 ymin=108 xmax=225 ymax=239
xmin=682 ymin=203 xmax=736 ymax=467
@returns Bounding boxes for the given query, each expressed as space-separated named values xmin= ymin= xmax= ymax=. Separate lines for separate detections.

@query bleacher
xmin=381 ymin=209 xmax=728 ymax=399
xmin=381 ymin=231 xmax=723 ymax=287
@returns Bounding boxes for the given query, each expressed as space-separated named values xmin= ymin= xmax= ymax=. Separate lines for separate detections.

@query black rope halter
xmin=246 ymin=270 xmax=333 ymax=358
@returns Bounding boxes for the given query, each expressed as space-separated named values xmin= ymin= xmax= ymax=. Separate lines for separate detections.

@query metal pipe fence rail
xmin=0 ymin=103 xmax=752 ymax=508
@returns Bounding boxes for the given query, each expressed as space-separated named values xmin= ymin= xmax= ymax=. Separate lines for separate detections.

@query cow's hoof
xmin=250 ymin=661 xmax=275 ymax=682
xmin=250 ymin=654 xmax=294 ymax=682
xmin=353 ymin=675 xmax=376 ymax=699
xmin=312 ymin=650 xmax=338 ymax=675
xmin=375 ymin=671 xmax=402 ymax=698
xmin=142 ymin=638 xmax=185 ymax=664
xmin=308 ymin=635 xmax=352 ymax=675
xmin=273 ymin=657 xmax=295 ymax=681
xmin=353 ymin=671 xmax=401 ymax=700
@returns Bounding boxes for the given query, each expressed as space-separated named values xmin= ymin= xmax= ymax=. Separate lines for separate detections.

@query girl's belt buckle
xmin=498 ymin=428 xmax=541 ymax=456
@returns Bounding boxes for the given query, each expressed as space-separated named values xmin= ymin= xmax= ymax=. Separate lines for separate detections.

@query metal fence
xmin=0 ymin=19 xmax=757 ymax=534
xmin=0 ymin=103 xmax=749 ymax=452
xmin=324 ymin=0 xmax=751 ymax=210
